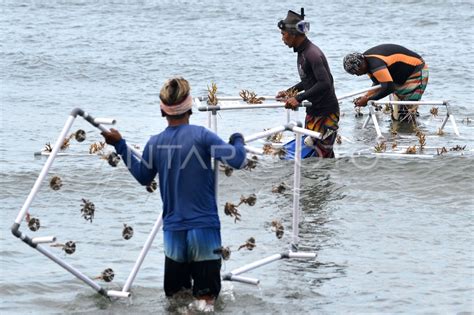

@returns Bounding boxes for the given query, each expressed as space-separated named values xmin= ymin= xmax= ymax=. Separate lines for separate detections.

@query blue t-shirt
xmin=114 ymin=124 xmax=246 ymax=231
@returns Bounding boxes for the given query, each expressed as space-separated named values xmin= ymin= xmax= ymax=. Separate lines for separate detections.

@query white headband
xmin=160 ymin=94 xmax=193 ymax=116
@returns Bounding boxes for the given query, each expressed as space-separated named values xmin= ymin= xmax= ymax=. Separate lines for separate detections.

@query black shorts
xmin=164 ymin=256 xmax=222 ymax=298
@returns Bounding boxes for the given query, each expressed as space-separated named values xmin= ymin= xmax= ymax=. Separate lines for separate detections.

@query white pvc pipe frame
xmin=11 ymin=108 xmax=159 ymax=299
xmin=227 ymin=122 xmax=319 ymax=285
xmin=197 ymin=86 xmax=380 ymax=113
xmin=197 ymin=85 xmax=380 ymax=103
xmin=362 ymin=100 xmax=460 ymax=138
xmin=200 ymin=101 xmax=320 ymax=284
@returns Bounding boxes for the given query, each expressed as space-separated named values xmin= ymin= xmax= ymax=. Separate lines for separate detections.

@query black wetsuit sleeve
xmin=369 ymin=81 xmax=395 ymax=100
xmin=289 ymin=81 xmax=305 ymax=92
xmin=294 ymin=54 xmax=332 ymax=103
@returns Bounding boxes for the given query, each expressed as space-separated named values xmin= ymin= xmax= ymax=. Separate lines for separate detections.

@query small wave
xmin=415 ymin=20 xmax=439 ymax=27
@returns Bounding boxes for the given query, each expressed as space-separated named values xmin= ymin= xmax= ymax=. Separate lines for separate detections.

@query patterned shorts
xmin=305 ymin=112 xmax=340 ymax=158
xmin=392 ymin=64 xmax=429 ymax=120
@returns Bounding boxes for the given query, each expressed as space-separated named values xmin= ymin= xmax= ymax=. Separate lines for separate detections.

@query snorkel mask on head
xmin=277 ymin=20 xmax=310 ymax=34
xmin=278 ymin=8 xmax=310 ymax=35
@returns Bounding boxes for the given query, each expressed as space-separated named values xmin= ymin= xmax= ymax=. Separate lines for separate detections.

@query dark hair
xmin=161 ymin=109 xmax=193 ymax=119
xmin=159 ymin=77 xmax=190 ymax=106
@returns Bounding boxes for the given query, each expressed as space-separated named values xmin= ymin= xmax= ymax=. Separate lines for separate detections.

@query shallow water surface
xmin=1 ymin=0 xmax=473 ymax=314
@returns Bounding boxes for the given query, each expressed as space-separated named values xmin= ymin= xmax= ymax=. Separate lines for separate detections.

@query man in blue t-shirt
xmin=101 ymin=77 xmax=246 ymax=311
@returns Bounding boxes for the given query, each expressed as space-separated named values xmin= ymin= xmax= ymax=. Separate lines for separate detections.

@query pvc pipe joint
xmin=93 ymin=118 xmax=116 ymax=125
xmin=31 ymin=236 xmax=57 ymax=244
xmin=225 ymin=275 xmax=260 ymax=285
xmin=107 ymin=290 xmax=131 ymax=298
xmin=288 ymin=252 xmax=317 ymax=259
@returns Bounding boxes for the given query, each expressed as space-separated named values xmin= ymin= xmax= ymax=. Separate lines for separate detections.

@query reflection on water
xmin=282 ymin=161 xmax=348 ymax=290
xmin=390 ymin=119 xmax=419 ymax=134
xmin=1 ymin=0 xmax=473 ymax=313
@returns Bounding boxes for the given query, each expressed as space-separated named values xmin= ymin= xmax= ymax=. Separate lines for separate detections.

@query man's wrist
xmin=229 ymin=133 xmax=244 ymax=145
xmin=113 ymin=138 xmax=127 ymax=152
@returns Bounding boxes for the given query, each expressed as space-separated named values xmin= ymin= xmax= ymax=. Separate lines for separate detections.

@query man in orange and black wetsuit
xmin=343 ymin=44 xmax=429 ymax=120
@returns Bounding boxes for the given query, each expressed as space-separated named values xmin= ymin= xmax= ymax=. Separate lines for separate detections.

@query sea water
xmin=1 ymin=0 xmax=473 ymax=313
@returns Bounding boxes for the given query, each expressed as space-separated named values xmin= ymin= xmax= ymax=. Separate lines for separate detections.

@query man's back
xmin=148 ymin=124 xmax=245 ymax=231
xmin=364 ymin=44 xmax=424 ymax=85
xmin=295 ymin=38 xmax=339 ymax=116
xmin=152 ymin=125 xmax=218 ymax=231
